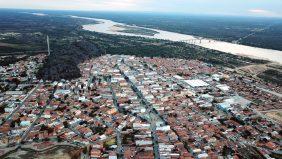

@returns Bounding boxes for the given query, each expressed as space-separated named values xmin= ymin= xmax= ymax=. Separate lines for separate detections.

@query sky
xmin=0 ymin=0 xmax=282 ymax=17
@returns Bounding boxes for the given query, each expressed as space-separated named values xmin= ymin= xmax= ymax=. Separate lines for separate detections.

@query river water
xmin=72 ymin=16 xmax=282 ymax=64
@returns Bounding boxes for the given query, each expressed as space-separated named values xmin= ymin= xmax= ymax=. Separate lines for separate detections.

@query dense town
xmin=0 ymin=54 xmax=281 ymax=159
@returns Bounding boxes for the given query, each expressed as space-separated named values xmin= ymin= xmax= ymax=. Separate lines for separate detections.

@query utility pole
xmin=47 ymin=35 xmax=50 ymax=56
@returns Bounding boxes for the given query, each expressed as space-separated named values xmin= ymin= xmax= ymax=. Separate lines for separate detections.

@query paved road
xmin=20 ymin=86 xmax=56 ymax=144
xmin=87 ymin=65 xmax=94 ymax=87
xmin=95 ymin=116 xmax=124 ymax=158
xmin=259 ymin=109 xmax=282 ymax=113
xmin=1 ymin=84 xmax=41 ymax=126
xmin=118 ymin=63 xmax=160 ymax=159
xmin=87 ymin=67 xmax=125 ymax=158
xmin=107 ymin=77 xmax=124 ymax=159
xmin=116 ymin=129 xmax=123 ymax=159
xmin=256 ymin=86 xmax=282 ymax=98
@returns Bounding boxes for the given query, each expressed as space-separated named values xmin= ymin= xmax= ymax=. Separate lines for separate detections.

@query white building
xmin=184 ymin=80 xmax=209 ymax=87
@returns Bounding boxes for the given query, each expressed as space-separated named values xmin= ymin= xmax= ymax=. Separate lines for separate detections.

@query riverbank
xmin=75 ymin=16 xmax=282 ymax=64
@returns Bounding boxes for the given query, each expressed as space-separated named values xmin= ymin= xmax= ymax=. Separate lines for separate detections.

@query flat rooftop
xmin=184 ymin=79 xmax=209 ymax=87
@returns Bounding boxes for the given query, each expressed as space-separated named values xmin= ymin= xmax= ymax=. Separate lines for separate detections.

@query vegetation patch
xmin=258 ymin=69 xmax=282 ymax=86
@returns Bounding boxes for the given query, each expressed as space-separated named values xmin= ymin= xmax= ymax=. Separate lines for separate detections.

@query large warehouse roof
xmin=184 ymin=79 xmax=209 ymax=87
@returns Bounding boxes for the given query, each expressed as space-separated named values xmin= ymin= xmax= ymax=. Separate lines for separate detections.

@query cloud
xmin=78 ymin=0 xmax=143 ymax=10
xmin=249 ymin=9 xmax=269 ymax=14
xmin=248 ymin=8 xmax=280 ymax=17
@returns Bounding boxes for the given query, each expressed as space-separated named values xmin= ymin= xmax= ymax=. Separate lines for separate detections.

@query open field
xmin=237 ymin=63 xmax=282 ymax=86
xmin=2 ymin=145 xmax=82 ymax=159
xmin=264 ymin=111 xmax=282 ymax=123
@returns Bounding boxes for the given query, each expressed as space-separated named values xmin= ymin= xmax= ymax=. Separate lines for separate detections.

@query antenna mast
xmin=47 ymin=35 xmax=50 ymax=56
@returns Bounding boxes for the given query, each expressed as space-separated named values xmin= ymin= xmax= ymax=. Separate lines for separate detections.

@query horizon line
xmin=1 ymin=7 xmax=282 ymax=19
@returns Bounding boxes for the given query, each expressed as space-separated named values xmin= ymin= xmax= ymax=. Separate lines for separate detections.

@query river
xmin=72 ymin=16 xmax=282 ymax=64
